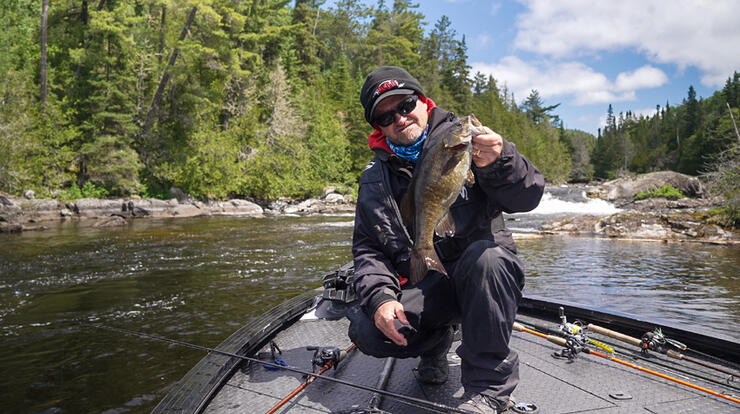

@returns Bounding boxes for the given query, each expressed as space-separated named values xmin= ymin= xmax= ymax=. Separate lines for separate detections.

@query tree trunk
xmin=142 ymin=6 xmax=197 ymax=136
xmin=728 ymin=103 xmax=740 ymax=144
xmin=159 ymin=5 xmax=166 ymax=64
xmin=40 ymin=0 xmax=49 ymax=108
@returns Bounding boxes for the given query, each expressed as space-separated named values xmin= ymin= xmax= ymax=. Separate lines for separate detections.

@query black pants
xmin=348 ymin=240 xmax=524 ymax=398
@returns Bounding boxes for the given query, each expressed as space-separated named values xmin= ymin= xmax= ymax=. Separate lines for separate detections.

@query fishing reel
xmin=554 ymin=307 xmax=614 ymax=359
xmin=553 ymin=334 xmax=587 ymax=360
xmin=640 ymin=328 xmax=687 ymax=355
xmin=307 ymin=346 xmax=346 ymax=372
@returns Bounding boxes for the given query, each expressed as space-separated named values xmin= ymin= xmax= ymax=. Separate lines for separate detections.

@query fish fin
xmin=434 ymin=211 xmax=455 ymax=237
xmin=465 ymin=169 xmax=475 ymax=186
xmin=441 ymin=156 xmax=458 ymax=176
xmin=400 ymin=179 xmax=415 ymax=231
xmin=409 ymin=248 xmax=447 ymax=284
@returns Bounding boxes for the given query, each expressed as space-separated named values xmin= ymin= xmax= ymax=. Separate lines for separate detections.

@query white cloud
xmin=471 ymin=58 xmax=662 ymax=106
xmin=513 ymin=0 xmax=740 ymax=87
xmin=615 ymin=66 xmax=668 ymax=91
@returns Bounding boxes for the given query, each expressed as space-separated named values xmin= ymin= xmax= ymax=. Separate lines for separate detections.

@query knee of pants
xmin=456 ymin=240 xmax=523 ymax=287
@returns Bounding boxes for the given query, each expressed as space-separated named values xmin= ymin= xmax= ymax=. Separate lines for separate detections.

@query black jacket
xmin=352 ymin=107 xmax=545 ymax=317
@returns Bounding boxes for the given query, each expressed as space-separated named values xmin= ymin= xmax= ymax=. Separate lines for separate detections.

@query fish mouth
xmin=445 ymin=133 xmax=472 ymax=152
xmin=448 ymin=142 xmax=470 ymax=152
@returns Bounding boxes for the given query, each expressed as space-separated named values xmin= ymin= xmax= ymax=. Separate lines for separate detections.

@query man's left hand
xmin=471 ymin=126 xmax=503 ymax=168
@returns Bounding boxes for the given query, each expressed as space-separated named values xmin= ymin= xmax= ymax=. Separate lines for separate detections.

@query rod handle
xmin=666 ymin=349 xmax=683 ymax=360
xmin=513 ymin=322 xmax=567 ymax=347
xmin=587 ymin=323 xmax=642 ymax=347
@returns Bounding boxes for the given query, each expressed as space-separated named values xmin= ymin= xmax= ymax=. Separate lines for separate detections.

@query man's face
xmin=373 ymin=94 xmax=429 ymax=146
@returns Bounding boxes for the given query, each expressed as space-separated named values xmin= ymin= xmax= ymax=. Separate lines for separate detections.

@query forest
xmin=1 ymin=0 xmax=738 ymax=218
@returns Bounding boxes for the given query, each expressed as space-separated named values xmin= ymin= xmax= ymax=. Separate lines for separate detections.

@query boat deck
xmin=202 ymin=313 xmax=738 ymax=413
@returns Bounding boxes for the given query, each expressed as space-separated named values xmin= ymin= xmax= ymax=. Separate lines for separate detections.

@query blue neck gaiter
xmin=386 ymin=126 xmax=428 ymax=163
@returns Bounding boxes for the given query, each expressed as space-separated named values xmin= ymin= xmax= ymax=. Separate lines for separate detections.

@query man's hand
xmin=373 ymin=300 xmax=409 ymax=346
xmin=471 ymin=126 xmax=503 ymax=168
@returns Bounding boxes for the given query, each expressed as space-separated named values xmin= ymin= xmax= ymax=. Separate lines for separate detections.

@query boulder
xmin=21 ymin=199 xmax=63 ymax=222
xmin=324 ymin=193 xmax=346 ymax=204
xmin=588 ymin=171 xmax=704 ymax=202
xmin=0 ymin=195 xmax=23 ymax=223
xmin=75 ymin=198 xmax=126 ymax=218
xmin=129 ymin=199 xmax=178 ymax=217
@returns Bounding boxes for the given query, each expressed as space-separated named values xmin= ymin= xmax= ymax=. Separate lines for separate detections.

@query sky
xmin=325 ymin=0 xmax=740 ymax=135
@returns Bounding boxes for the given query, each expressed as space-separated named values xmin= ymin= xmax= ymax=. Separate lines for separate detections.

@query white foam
xmin=524 ymin=192 xmax=621 ymax=216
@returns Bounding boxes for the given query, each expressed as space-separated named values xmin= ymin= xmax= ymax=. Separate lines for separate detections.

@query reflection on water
xmin=0 ymin=215 xmax=738 ymax=413
xmin=517 ymin=236 xmax=740 ymax=338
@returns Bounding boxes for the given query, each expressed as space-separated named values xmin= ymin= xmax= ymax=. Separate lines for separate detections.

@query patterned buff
xmin=386 ymin=126 xmax=429 ymax=163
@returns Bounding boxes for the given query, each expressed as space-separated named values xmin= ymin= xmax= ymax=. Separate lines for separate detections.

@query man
xmin=348 ymin=66 xmax=544 ymax=413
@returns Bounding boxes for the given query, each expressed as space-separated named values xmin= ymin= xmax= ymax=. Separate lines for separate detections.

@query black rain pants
xmin=348 ymin=240 xmax=524 ymax=398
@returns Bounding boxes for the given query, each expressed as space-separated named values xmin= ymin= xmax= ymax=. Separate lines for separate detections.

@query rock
xmin=267 ymin=199 xmax=289 ymax=214
xmin=323 ymin=186 xmax=337 ymax=196
xmin=0 ymin=195 xmax=23 ymax=223
xmin=223 ymin=199 xmax=263 ymax=215
xmin=129 ymin=199 xmax=174 ymax=217
xmin=23 ymin=190 xmax=35 ymax=200
xmin=324 ymin=193 xmax=345 ymax=204
xmin=588 ymin=171 xmax=704 ymax=202
xmin=21 ymin=199 xmax=63 ymax=222
xmin=92 ymin=215 xmax=128 ymax=228
xmin=541 ymin=211 xmax=740 ymax=244
xmin=540 ymin=215 xmax=601 ymax=234
xmin=60 ymin=208 xmax=74 ymax=217
xmin=75 ymin=198 xmax=126 ymax=218
xmin=171 ymin=204 xmax=205 ymax=217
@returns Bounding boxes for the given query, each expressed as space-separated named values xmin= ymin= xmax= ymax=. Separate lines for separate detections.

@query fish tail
xmin=409 ymin=248 xmax=447 ymax=284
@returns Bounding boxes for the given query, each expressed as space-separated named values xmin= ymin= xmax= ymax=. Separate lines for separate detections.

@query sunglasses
xmin=373 ymin=95 xmax=419 ymax=127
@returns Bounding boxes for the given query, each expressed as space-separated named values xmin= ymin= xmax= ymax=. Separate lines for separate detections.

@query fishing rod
xmin=512 ymin=322 xmax=740 ymax=405
xmin=265 ymin=343 xmax=356 ymax=414
xmin=85 ymin=324 xmax=473 ymax=414
xmin=587 ymin=323 xmax=740 ymax=380
xmin=515 ymin=318 xmax=740 ymax=392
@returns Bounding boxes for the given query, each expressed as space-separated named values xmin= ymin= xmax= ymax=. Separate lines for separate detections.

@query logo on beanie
xmin=374 ymin=80 xmax=405 ymax=97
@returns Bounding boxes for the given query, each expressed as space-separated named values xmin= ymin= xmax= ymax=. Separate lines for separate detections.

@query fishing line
xmin=84 ymin=324 xmax=473 ymax=414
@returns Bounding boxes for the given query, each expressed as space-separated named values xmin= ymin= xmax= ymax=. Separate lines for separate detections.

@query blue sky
xmin=324 ymin=0 xmax=740 ymax=135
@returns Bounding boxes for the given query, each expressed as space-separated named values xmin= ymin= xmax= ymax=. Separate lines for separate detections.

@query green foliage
xmin=634 ymin=185 xmax=687 ymax=200
xmin=0 ymin=0 xmax=735 ymax=211
xmin=58 ymin=182 xmax=110 ymax=201
xmin=80 ymin=135 xmax=143 ymax=196
xmin=162 ymin=128 xmax=246 ymax=200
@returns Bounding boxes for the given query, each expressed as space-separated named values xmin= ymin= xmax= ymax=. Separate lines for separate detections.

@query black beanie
xmin=360 ymin=66 xmax=425 ymax=125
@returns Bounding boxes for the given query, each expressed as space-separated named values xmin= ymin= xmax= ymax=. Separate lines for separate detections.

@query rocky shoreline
xmin=2 ymin=171 xmax=738 ymax=244
xmin=540 ymin=171 xmax=739 ymax=245
xmin=0 ymin=188 xmax=355 ymax=233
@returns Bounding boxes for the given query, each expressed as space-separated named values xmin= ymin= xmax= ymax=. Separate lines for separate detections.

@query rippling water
xmin=0 ymin=212 xmax=738 ymax=413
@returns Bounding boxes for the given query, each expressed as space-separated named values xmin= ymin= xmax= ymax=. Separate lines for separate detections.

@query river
xmin=1 ymin=188 xmax=738 ymax=413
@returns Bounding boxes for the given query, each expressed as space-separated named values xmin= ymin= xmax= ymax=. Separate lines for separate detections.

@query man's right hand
xmin=373 ymin=300 xmax=409 ymax=346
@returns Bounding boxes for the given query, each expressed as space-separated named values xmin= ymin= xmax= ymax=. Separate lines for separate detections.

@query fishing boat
xmin=151 ymin=262 xmax=739 ymax=413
